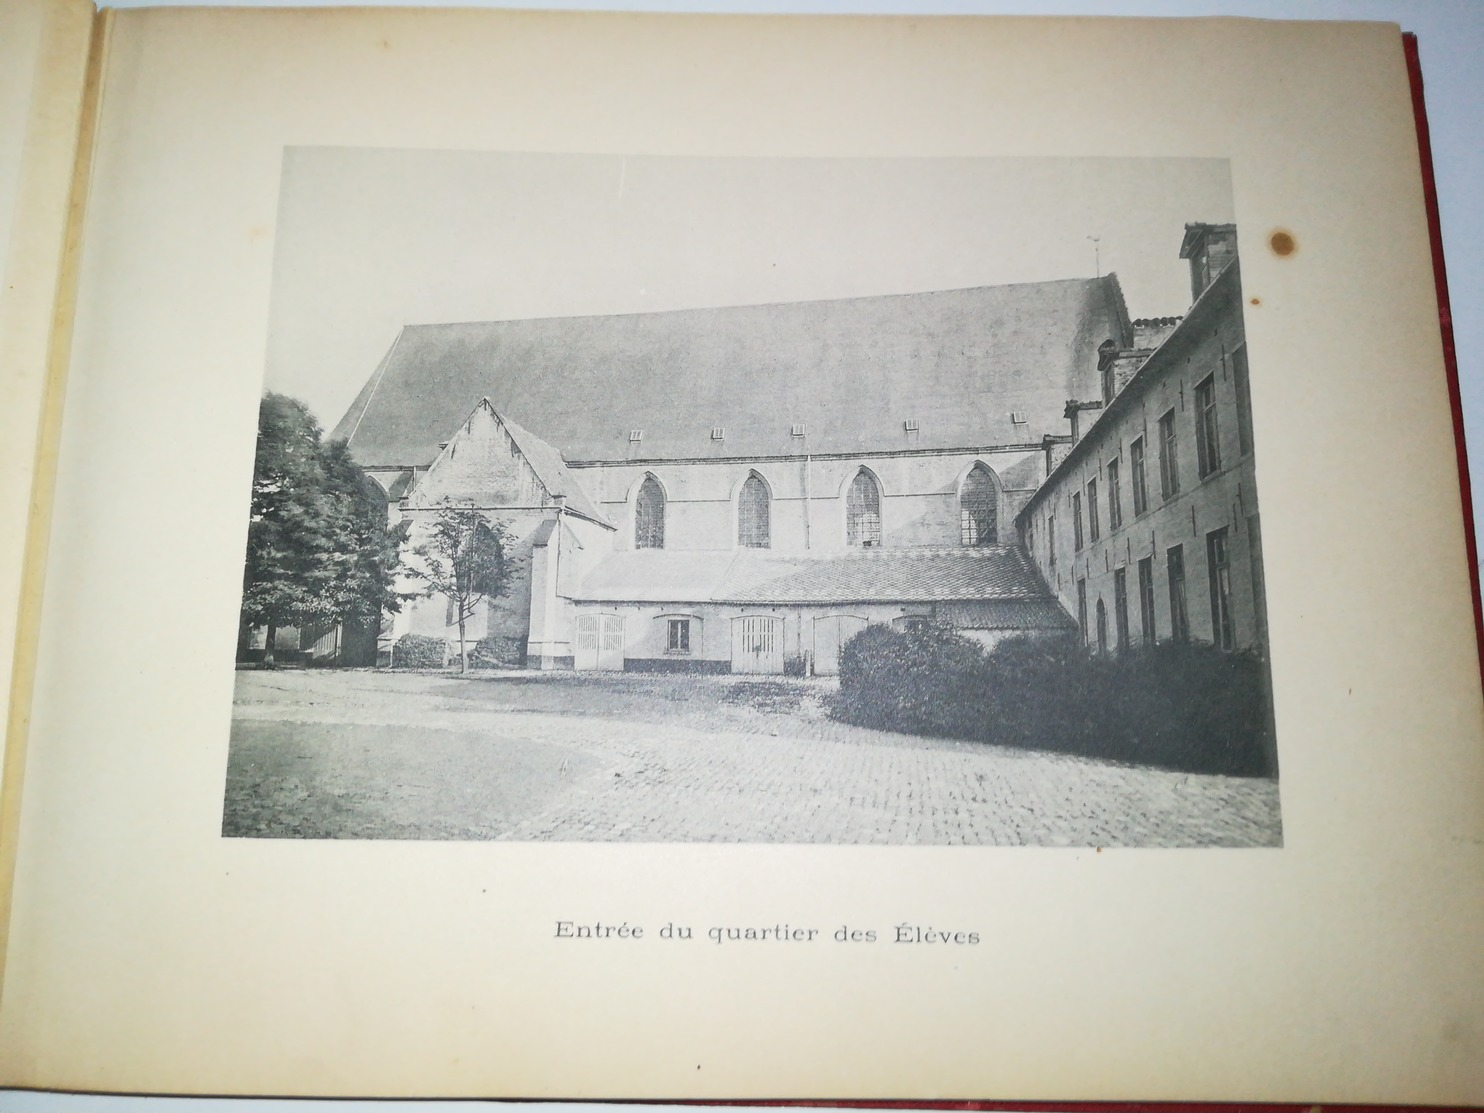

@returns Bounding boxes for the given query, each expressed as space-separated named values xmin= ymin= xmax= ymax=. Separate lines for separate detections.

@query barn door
xmin=597 ymin=614 xmax=625 ymax=670
xmin=731 ymin=615 xmax=784 ymax=674
xmin=575 ymin=614 xmax=625 ymax=671
xmin=812 ymin=614 xmax=867 ymax=676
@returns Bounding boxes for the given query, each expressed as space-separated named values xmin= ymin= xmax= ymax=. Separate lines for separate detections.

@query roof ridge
xmin=394 ymin=276 xmax=1107 ymax=333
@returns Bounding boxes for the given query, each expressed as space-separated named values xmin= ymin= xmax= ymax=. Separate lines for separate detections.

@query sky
xmin=263 ymin=152 xmax=1234 ymax=431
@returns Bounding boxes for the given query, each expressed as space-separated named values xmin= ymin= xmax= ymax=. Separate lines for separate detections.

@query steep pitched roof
xmin=574 ymin=546 xmax=1054 ymax=606
xmin=332 ymin=277 xmax=1128 ymax=467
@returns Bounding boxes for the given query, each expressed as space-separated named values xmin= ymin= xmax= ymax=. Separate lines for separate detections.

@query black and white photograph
xmin=225 ymin=152 xmax=1278 ymax=846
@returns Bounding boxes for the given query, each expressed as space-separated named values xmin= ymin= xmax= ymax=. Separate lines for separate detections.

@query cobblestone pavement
xmin=226 ymin=669 xmax=1282 ymax=846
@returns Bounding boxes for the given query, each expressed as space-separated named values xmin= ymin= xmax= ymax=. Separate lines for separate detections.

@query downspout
xmin=803 ymin=451 xmax=812 ymax=549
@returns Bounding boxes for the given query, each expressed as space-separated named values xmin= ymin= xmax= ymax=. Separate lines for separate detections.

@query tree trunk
xmin=264 ymin=621 xmax=277 ymax=668
xmin=457 ymin=606 xmax=468 ymax=674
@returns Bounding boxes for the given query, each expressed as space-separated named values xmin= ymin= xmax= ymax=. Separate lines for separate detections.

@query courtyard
xmin=223 ymin=668 xmax=1282 ymax=846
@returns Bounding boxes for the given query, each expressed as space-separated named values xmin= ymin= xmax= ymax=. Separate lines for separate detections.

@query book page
xmin=1 ymin=7 xmax=1481 ymax=1102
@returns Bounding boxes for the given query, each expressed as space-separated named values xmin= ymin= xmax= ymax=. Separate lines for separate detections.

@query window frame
xmin=959 ymin=466 xmax=998 ymax=546
xmin=1207 ymin=526 xmax=1235 ymax=651
xmin=1107 ymin=457 xmax=1122 ymax=531
xmin=1130 ymin=436 xmax=1148 ymax=516
xmin=1087 ymin=477 xmax=1100 ymax=543
xmin=1113 ymin=567 xmax=1130 ymax=652
xmin=666 ymin=617 xmax=692 ymax=655
xmin=634 ymin=475 xmax=666 ymax=550
xmin=1195 ymin=373 xmax=1221 ymax=478
xmin=737 ymin=472 xmax=771 ymax=549
xmin=845 ymin=469 xmax=883 ymax=548
xmin=1158 ymin=409 xmax=1180 ymax=499
xmin=1072 ymin=491 xmax=1084 ymax=551
xmin=1137 ymin=556 xmax=1157 ymax=646
xmin=1167 ymin=544 xmax=1189 ymax=642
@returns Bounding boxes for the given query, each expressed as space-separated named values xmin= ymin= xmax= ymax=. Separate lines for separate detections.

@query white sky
xmin=263 ymin=153 xmax=1234 ymax=431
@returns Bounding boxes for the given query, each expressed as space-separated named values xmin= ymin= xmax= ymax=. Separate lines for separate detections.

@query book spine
xmin=0 ymin=0 xmax=109 ymax=1016
xmin=1403 ymin=33 xmax=1479 ymax=685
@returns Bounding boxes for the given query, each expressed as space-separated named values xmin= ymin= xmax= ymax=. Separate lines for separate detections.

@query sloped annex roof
xmin=575 ymin=546 xmax=1055 ymax=607
xmin=332 ymin=277 xmax=1131 ymax=467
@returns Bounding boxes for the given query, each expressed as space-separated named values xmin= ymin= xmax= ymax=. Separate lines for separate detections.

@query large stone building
xmin=1016 ymin=223 xmax=1267 ymax=655
xmin=327 ymin=222 xmax=1262 ymax=673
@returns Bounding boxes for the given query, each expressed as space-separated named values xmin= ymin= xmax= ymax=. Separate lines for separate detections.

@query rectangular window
xmin=1159 ymin=409 xmax=1180 ymax=498
xmin=1106 ymin=458 xmax=1122 ymax=531
xmin=1234 ymin=345 xmax=1254 ymax=457
xmin=1087 ymin=478 xmax=1100 ymax=542
xmin=1248 ymin=514 xmax=1267 ymax=645
xmin=1137 ymin=557 xmax=1156 ymax=645
xmin=1195 ymin=373 xmax=1221 ymax=478
xmin=1077 ymin=579 xmax=1088 ymax=645
xmin=1207 ymin=527 xmax=1235 ymax=650
xmin=1072 ymin=492 xmax=1084 ymax=551
xmin=1048 ymin=513 xmax=1056 ymax=568
xmin=1167 ymin=544 xmax=1189 ymax=642
xmin=1113 ymin=568 xmax=1129 ymax=651
xmin=1130 ymin=436 xmax=1148 ymax=516
xmin=667 ymin=618 xmax=691 ymax=654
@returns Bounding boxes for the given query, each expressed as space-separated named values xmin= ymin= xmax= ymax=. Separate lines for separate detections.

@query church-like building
xmin=326 ymin=222 xmax=1261 ymax=674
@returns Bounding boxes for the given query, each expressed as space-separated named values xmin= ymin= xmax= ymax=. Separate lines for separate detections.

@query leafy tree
xmin=411 ymin=503 xmax=515 ymax=674
xmin=240 ymin=393 xmax=407 ymax=665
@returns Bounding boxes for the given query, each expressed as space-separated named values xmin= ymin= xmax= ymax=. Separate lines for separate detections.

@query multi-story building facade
xmin=1016 ymin=224 xmax=1268 ymax=655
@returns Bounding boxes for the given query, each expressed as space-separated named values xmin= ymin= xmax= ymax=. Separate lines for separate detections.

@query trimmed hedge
xmin=833 ymin=624 xmax=1275 ymax=777
xmin=390 ymin=633 xmax=448 ymax=669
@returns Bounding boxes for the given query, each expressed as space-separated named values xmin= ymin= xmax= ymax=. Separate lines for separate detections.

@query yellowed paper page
xmin=1 ymin=7 xmax=1481 ymax=1102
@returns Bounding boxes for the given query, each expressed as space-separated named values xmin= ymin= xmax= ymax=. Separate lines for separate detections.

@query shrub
xmin=832 ymin=626 xmax=1275 ymax=777
xmin=469 ymin=635 xmax=525 ymax=669
xmin=390 ymin=633 xmax=448 ymax=669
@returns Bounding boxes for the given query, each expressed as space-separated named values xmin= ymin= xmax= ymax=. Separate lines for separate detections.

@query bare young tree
xmin=412 ymin=503 xmax=515 ymax=674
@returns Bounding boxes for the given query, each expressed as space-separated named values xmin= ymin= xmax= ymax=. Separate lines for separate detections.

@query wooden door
xmin=812 ymin=614 xmax=867 ymax=676
xmin=575 ymin=614 xmax=625 ymax=671
xmin=731 ymin=615 xmax=784 ymax=674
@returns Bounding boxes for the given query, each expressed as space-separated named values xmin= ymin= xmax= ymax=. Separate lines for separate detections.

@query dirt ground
xmin=223 ymin=667 xmax=1282 ymax=845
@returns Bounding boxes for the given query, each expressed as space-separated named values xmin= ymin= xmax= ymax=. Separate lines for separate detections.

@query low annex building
xmin=328 ymin=229 xmax=1257 ymax=674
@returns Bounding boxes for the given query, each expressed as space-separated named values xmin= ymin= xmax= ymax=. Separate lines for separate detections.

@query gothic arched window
xmin=738 ymin=474 xmax=771 ymax=548
xmin=960 ymin=465 xmax=998 ymax=546
xmin=635 ymin=476 xmax=665 ymax=549
xmin=846 ymin=470 xmax=881 ymax=548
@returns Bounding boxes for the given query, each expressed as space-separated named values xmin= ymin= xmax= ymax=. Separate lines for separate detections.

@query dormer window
xmin=1179 ymin=223 xmax=1238 ymax=302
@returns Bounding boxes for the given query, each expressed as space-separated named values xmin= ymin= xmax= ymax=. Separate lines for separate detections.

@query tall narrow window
xmin=635 ymin=476 xmax=665 ymax=549
xmin=960 ymin=466 xmax=997 ymax=545
xmin=1048 ymin=513 xmax=1057 ymax=568
xmin=1167 ymin=544 xmax=1189 ymax=642
xmin=1072 ymin=492 xmax=1084 ymax=551
xmin=1195 ymin=374 xmax=1221 ymax=478
xmin=1096 ymin=599 xmax=1108 ymax=656
xmin=1087 ymin=478 xmax=1100 ymax=542
xmin=1137 ymin=557 xmax=1156 ymax=646
xmin=1113 ymin=568 xmax=1129 ymax=651
xmin=1233 ymin=346 xmax=1254 ymax=457
xmin=1107 ymin=458 xmax=1122 ymax=530
xmin=738 ymin=473 xmax=771 ymax=548
xmin=846 ymin=470 xmax=881 ymax=547
xmin=1077 ymin=579 xmax=1088 ymax=645
xmin=1131 ymin=436 xmax=1149 ymax=516
xmin=1207 ymin=527 xmax=1235 ymax=650
xmin=1159 ymin=409 xmax=1180 ymax=498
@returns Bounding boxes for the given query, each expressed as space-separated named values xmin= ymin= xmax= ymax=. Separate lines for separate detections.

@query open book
xmin=2 ymin=1 xmax=1481 ymax=1102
